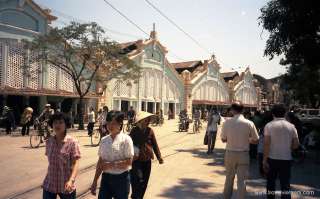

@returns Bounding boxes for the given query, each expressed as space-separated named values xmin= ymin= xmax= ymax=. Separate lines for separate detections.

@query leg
xmin=131 ymin=161 xmax=143 ymax=199
xmin=140 ymin=161 xmax=152 ymax=198
xmin=26 ymin=122 xmax=31 ymax=135
xmin=279 ymin=160 xmax=291 ymax=199
xmin=207 ymin=132 xmax=213 ymax=154
xmin=211 ymin=132 xmax=217 ymax=150
xmin=258 ymin=153 xmax=264 ymax=176
xmin=267 ymin=158 xmax=278 ymax=199
xmin=98 ymin=174 xmax=113 ymax=199
xmin=113 ymin=172 xmax=130 ymax=199
xmin=58 ymin=190 xmax=76 ymax=199
xmin=223 ymin=152 xmax=236 ymax=199
xmin=42 ymin=189 xmax=57 ymax=199
xmin=236 ymin=153 xmax=249 ymax=199
xmin=21 ymin=124 xmax=26 ymax=136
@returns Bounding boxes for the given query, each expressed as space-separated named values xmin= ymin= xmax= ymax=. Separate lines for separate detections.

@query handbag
xmin=203 ymin=132 xmax=208 ymax=145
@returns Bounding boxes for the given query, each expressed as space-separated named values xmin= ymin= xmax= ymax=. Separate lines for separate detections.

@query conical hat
xmin=134 ymin=111 xmax=156 ymax=124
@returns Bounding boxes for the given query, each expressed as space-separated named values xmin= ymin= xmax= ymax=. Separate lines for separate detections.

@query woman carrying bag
xmin=129 ymin=111 xmax=164 ymax=199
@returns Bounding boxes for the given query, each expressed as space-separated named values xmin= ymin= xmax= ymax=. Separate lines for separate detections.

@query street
xmin=1 ymin=119 xmax=319 ymax=199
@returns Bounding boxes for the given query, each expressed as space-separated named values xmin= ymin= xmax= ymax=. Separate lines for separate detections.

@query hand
xmin=158 ymin=158 xmax=164 ymax=164
xmin=64 ymin=180 xmax=74 ymax=193
xmin=263 ymin=160 xmax=269 ymax=173
xmin=90 ymin=181 xmax=97 ymax=195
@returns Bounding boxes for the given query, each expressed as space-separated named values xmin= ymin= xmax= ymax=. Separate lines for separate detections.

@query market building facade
xmin=0 ymin=0 xmax=99 ymax=122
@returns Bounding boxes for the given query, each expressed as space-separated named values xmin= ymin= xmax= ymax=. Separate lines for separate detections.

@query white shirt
xmin=88 ymin=111 xmax=95 ymax=123
xmin=207 ymin=114 xmax=220 ymax=132
xmin=221 ymin=114 xmax=259 ymax=152
xmin=264 ymin=118 xmax=298 ymax=160
xmin=98 ymin=132 xmax=134 ymax=174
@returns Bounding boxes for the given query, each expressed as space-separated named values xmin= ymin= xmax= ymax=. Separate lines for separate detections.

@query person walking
xmin=87 ymin=107 xmax=95 ymax=136
xmin=3 ymin=106 xmax=16 ymax=134
xmin=263 ymin=104 xmax=300 ymax=199
xmin=206 ymin=110 xmax=221 ymax=154
xmin=221 ymin=102 xmax=259 ymax=199
xmin=42 ymin=112 xmax=81 ymax=199
xmin=21 ymin=107 xmax=33 ymax=136
xmin=129 ymin=111 xmax=164 ymax=199
xmin=90 ymin=111 xmax=134 ymax=199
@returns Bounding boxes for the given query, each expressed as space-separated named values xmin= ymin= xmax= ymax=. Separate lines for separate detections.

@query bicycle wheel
xmin=30 ymin=134 xmax=41 ymax=148
xmin=91 ymin=129 xmax=101 ymax=146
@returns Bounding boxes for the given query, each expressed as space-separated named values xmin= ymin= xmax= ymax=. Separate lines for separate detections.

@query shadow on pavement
xmin=158 ymin=178 xmax=223 ymax=199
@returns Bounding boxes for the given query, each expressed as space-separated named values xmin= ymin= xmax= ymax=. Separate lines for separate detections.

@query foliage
xmin=25 ymin=22 xmax=141 ymax=128
xmin=259 ymin=0 xmax=320 ymax=107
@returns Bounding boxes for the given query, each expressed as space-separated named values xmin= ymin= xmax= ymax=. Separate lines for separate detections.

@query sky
xmin=35 ymin=0 xmax=286 ymax=79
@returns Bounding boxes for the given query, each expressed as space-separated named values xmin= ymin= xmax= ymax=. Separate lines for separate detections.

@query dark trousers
xmin=99 ymin=171 xmax=130 ymax=199
xmin=249 ymin=144 xmax=258 ymax=159
xmin=258 ymin=153 xmax=264 ymax=176
xmin=207 ymin=131 xmax=217 ymax=153
xmin=267 ymin=158 xmax=292 ymax=199
xmin=130 ymin=160 xmax=152 ymax=199
xmin=43 ymin=189 xmax=76 ymax=199
xmin=21 ymin=121 xmax=31 ymax=136
xmin=5 ymin=120 xmax=12 ymax=134
xmin=87 ymin=122 xmax=95 ymax=135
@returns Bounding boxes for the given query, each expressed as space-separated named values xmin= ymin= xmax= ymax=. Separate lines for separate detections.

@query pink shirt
xmin=43 ymin=135 xmax=81 ymax=194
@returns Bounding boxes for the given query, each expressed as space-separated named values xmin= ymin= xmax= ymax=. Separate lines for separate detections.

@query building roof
xmin=27 ymin=0 xmax=57 ymax=22
xmin=221 ymin=71 xmax=239 ymax=82
xmin=172 ymin=60 xmax=203 ymax=74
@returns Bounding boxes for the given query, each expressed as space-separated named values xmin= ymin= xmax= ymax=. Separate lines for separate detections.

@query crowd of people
xmin=1 ymin=101 xmax=315 ymax=199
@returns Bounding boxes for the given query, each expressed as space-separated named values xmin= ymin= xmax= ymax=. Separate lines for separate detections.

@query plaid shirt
xmin=42 ymin=135 xmax=81 ymax=194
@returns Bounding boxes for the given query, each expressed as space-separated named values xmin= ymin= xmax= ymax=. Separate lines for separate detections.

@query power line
xmin=144 ymin=0 xmax=212 ymax=56
xmin=101 ymin=0 xmax=149 ymax=36
xmin=39 ymin=4 xmax=143 ymax=39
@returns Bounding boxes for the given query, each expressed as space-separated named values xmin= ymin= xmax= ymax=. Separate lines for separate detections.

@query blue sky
xmin=35 ymin=0 xmax=286 ymax=79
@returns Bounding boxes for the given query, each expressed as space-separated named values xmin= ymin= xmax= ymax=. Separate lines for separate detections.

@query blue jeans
xmin=99 ymin=171 xmax=130 ymax=199
xmin=43 ymin=189 xmax=76 ymax=199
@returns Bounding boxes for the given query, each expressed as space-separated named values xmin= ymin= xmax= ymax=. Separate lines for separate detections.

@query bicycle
xmin=91 ymin=124 xmax=108 ymax=146
xmin=29 ymin=119 xmax=51 ymax=148
xmin=193 ymin=118 xmax=200 ymax=134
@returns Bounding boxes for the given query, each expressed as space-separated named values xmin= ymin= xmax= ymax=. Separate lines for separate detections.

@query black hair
xmin=230 ymin=102 xmax=244 ymax=113
xmin=106 ymin=110 xmax=125 ymax=131
xmin=48 ymin=112 xmax=70 ymax=129
xmin=271 ymin=104 xmax=287 ymax=118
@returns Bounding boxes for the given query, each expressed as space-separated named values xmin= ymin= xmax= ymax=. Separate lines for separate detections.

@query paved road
xmin=1 ymin=119 xmax=320 ymax=199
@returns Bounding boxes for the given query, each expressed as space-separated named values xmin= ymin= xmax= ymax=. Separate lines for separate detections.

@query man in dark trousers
xmin=263 ymin=104 xmax=300 ymax=199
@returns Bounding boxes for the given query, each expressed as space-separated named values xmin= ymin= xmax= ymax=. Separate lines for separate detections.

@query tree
xmin=25 ymin=22 xmax=141 ymax=129
xmin=259 ymin=0 xmax=320 ymax=107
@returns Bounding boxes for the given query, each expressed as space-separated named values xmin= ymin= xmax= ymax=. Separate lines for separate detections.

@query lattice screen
xmin=119 ymin=81 xmax=129 ymax=97
xmin=0 ymin=42 xmax=3 ymax=86
xmin=47 ymin=64 xmax=58 ymax=90
xmin=113 ymin=80 xmax=120 ymax=96
xmin=60 ymin=70 xmax=74 ymax=92
xmin=7 ymin=42 xmax=24 ymax=88
xmin=28 ymin=52 xmax=40 ymax=89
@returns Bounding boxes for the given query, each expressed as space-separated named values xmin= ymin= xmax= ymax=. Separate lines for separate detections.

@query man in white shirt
xmin=87 ymin=107 xmax=95 ymax=136
xmin=206 ymin=109 xmax=221 ymax=154
xmin=263 ymin=104 xmax=299 ymax=199
xmin=221 ymin=102 xmax=259 ymax=199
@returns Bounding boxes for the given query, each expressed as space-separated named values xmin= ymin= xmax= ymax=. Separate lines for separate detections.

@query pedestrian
xmin=206 ymin=110 xmax=221 ymax=154
xmin=220 ymin=102 xmax=259 ymax=199
xmin=250 ymin=111 xmax=263 ymax=159
xmin=68 ymin=110 xmax=74 ymax=129
xmin=257 ymin=111 xmax=273 ymax=177
xmin=90 ymin=111 xmax=134 ymax=199
xmin=42 ymin=112 xmax=81 ymax=199
xmin=263 ymin=104 xmax=300 ymax=199
xmin=87 ymin=107 xmax=95 ymax=136
xmin=3 ymin=106 xmax=16 ymax=134
xmin=20 ymin=107 xmax=33 ymax=136
xmin=129 ymin=111 xmax=164 ymax=199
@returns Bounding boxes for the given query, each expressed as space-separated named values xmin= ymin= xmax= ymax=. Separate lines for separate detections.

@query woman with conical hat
xmin=129 ymin=111 xmax=164 ymax=199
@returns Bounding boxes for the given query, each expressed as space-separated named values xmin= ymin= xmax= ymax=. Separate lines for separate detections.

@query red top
xmin=42 ymin=135 xmax=81 ymax=194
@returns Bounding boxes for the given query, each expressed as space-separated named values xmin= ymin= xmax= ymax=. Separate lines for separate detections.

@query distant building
xmin=0 ymin=0 xmax=99 ymax=121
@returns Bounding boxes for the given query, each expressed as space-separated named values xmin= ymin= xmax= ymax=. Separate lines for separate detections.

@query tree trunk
xmin=78 ymin=96 xmax=85 ymax=130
